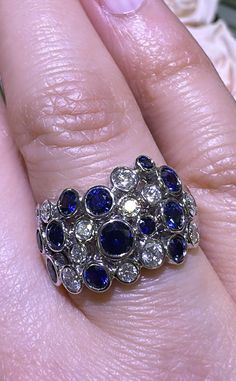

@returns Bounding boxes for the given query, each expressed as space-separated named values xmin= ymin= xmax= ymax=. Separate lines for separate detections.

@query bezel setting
xmin=46 ymin=219 xmax=66 ymax=252
xmin=84 ymin=185 xmax=114 ymax=218
xmin=98 ymin=219 xmax=135 ymax=260
xmin=36 ymin=155 xmax=199 ymax=294
xmin=57 ymin=188 xmax=80 ymax=217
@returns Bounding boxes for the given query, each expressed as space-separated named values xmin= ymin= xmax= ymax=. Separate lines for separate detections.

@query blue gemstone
xmin=84 ymin=264 xmax=110 ymax=291
xmin=100 ymin=220 xmax=134 ymax=258
xmin=46 ymin=258 xmax=58 ymax=284
xmin=85 ymin=187 xmax=113 ymax=216
xmin=168 ymin=235 xmax=187 ymax=264
xmin=36 ymin=229 xmax=43 ymax=252
xmin=46 ymin=220 xmax=65 ymax=251
xmin=137 ymin=155 xmax=154 ymax=170
xmin=163 ymin=200 xmax=185 ymax=231
xmin=139 ymin=217 xmax=156 ymax=235
xmin=58 ymin=189 xmax=79 ymax=216
xmin=161 ymin=166 xmax=181 ymax=193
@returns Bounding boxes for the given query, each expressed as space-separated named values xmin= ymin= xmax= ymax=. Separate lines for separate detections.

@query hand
xmin=0 ymin=0 xmax=236 ymax=380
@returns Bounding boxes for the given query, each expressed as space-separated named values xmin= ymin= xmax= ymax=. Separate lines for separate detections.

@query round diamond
xmin=71 ymin=243 xmax=87 ymax=263
xmin=58 ymin=188 xmax=79 ymax=217
xmin=185 ymin=192 xmax=197 ymax=217
xmin=116 ymin=262 xmax=139 ymax=283
xmin=61 ymin=266 xmax=82 ymax=294
xmin=46 ymin=220 xmax=65 ymax=252
xmin=85 ymin=186 xmax=113 ymax=216
xmin=83 ymin=264 xmax=110 ymax=292
xmin=167 ymin=235 xmax=187 ymax=264
xmin=141 ymin=184 xmax=162 ymax=205
xmin=141 ymin=239 xmax=165 ymax=269
xmin=160 ymin=166 xmax=181 ymax=193
xmin=188 ymin=222 xmax=200 ymax=247
xmin=163 ymin=200 xmax=185 ymax=231
xmin=99 ymin=220 xmax=134 ymax=259
xmin=119 ymin=196 xmax=141 ymax=217
xmin=40 ymin=200 xmax=51 ymax=223
xmin=75 ymin=218 xmax=94 ymax=241
xmin=111 ymin=167 xmax=138 ymax=192
xmin=46 ymin=258 xmax=58 ymax=284
xmin=53 ymin=253 xmax=68 ymax=267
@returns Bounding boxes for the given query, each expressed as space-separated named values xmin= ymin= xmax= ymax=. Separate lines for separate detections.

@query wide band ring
xmin=36 ymin=155 xmax=200 ymax=294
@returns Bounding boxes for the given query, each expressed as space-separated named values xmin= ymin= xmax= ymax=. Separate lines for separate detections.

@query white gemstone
xmin=141 ymin=239 xmax=165 ymax=269
xmin=71 ymin=244 xmax=87 ymax=263
xmin=185 ymin=192 xmax=197 ymax=217
xmin=40 ymin=200 xmax=51 ymax=223
xmin=111 ymin=167 xmax=138 ymax=191
xmin=75 ymin=218 xmax=94 ymax=241
xmin=188 ymin=222 xmax=200 ymax=247
xmin=61 ymin=266 xmax=82 ymax=294
xmin=141 ymin=184 xmax=162 ymax=205
xmin=116 ymin=262 xmax=139 ymax=283
xmin=119 ymin=196 xmax=141 ymax=217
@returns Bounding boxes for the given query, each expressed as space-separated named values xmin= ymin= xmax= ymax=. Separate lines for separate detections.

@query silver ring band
xmin=36 ymin=155 xmax=200 ymax=294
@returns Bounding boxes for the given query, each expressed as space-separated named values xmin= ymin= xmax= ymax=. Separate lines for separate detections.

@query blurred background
xmin=165 ymin=0 xmax=236 ymax=99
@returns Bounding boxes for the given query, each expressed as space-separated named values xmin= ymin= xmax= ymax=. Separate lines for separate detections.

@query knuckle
xmin=19 ymin=73 xmax=127 ymax=150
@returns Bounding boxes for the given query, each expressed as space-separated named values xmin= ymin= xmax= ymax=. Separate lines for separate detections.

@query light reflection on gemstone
xmin=40 ymin=200 xmax=51 ymax=223
xmin=141 ymin=184 xmax=162 ymax=205
xmin=116 ymin=262 xmax=139 ymax=283
xmin=140 ymin=239 xmax=165 ymax=269
xmin=185 ymin=192 xmax=197 ymax=218
xmin=167 ymin=235 xmax=187 ymax=264
xmin=46 ymin=220 xmax=65 ymax=252
xmin=188 ymin=222 xmax=200 ymax=247
xmin=83 ymin=264 xmax=110 ymax=291
xmin=111 ymin=167 xmax=138 ymax=191
xmin=61 ymin=266 xmax=82 ymax=294
xmin=85 ymin=186 xmax=113 ymax=216
xmin=58 ymin=188 xmax=79 ymax=217
xmin=75 ymin=218 xmax=94 ymax=241
xmin=119 ymin=196 xmax=141 ymax=217
xmin=71 ymin=243 xmax=87 ymax=263
xmin=163 ymin=200 xmax=185 ymax=231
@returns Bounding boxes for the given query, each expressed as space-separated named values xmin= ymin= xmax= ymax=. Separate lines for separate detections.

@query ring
xmin=36 ymin=155 xmax=200 ymax=294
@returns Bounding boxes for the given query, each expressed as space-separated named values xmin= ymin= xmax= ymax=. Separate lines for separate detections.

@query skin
xmin=0 ymin=0 xmax=235 ymax=380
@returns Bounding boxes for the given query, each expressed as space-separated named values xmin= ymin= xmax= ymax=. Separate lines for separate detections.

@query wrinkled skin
xmin=0 ymin=0 xmax=236 ymax=380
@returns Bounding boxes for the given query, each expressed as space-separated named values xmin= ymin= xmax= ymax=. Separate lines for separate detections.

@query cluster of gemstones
xmin=36 ymin=155 xmax=199 ymax=294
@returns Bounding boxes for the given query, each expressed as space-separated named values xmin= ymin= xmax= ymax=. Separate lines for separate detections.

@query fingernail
xmin=99 ymin=0 xmax=145 ymax=15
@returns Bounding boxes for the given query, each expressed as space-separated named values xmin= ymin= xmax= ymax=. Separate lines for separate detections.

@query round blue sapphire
xmin=163 ymin=200 xmax=185 ymax=231
xmin=99 ymin=220 xmax=134 ymax=258
xmin=36 ymin=229 xmax=43 ymax=252
xmin=46 ymin=258 xmax=58 ymax=284
xmin=58 ymin=189 xmax=79 ymax=217
xmin=85 ymin=187 xmax=113 ymax=216
xmin=160 ymin=166 xmax=181 ymax=193
xmin=139 ymin=217 xmax=156 ymax=235
xmin=46 ymin=220 xmax=65 ymax=251
xmin=168 ymin=235 xmax=187 ymax=264
xmin=83 ymin=264 xmax=110 ymax=291
xmin=137 ymin=155 xmax=154 ymax=170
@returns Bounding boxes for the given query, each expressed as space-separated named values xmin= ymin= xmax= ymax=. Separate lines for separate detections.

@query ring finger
xmin=0 ymin=1 xmax=236 ymax=379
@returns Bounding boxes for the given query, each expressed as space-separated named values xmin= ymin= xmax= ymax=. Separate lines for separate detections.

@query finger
xmin=1 ymin=2 xmax=236 ymax=379
xmin=0 ymin=0 xmax=161 ymax=203
xmin=0 ymin=98 xmax=113 ymax=381
xmin=81 ymin=0 xmax=236 ymax=298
